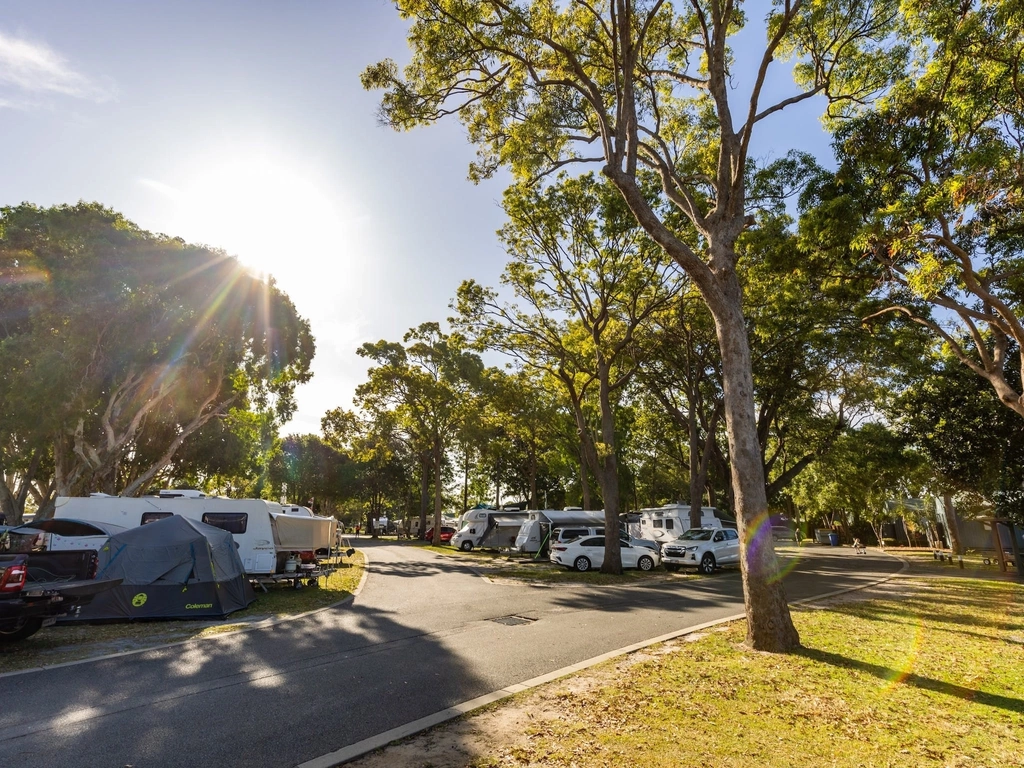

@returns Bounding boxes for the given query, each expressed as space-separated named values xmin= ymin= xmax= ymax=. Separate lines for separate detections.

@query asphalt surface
xmin=0 ymin=541 xmax=901 ymax=768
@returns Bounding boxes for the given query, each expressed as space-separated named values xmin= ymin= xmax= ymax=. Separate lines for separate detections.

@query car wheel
xmin=699 ymin=553 xmax=716 ymax=575
xmin=0 ymin=618 xmax=43 ymax=643
xmin=637 ymin=555 xmax=654 ymax=572
xmin=573 ymin=556 xmax=592 ymax=572
xmin=460 ymin=541 xmax=474 ymax=552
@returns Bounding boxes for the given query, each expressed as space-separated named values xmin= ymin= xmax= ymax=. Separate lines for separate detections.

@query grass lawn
xmin=0 ymin=551 xmax=364 ymax=675
xmin=892 ymin=547 xmax=1021 ymax=575
xmin=352 ymin=574 xmax=1024 ymax=768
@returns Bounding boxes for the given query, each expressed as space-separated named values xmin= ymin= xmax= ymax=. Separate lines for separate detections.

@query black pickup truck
xmin=0 ymin=550 xmax=120 ymax=642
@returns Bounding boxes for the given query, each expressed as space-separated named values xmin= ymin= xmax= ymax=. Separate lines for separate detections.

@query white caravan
xmin=53 ymin=491 xmax=336 ymax=575
xmin=636 ymin=504 xmax=731 ymax=546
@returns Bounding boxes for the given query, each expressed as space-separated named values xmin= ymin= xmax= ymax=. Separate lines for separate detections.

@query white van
xmin=451 ymin=509 xmax=528 ymax=551
xmin=53 ymin=491 xmax=336 ymax=575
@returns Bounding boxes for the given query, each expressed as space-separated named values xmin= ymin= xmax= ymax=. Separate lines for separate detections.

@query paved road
xmin=0 ymin=542 xmax=900 ymax=768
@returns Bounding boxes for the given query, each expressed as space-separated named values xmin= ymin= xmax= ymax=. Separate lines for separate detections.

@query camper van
xmin=451 ymin=509 xmax=528 ymax=551
xmin=637 ymin=504 xmax=732 ymax=546
xmin=53 ymin=491 xmax=336 ymax=575
xmin=514 ymin=509 xmax=605 ymax=554
xmin=514 ymin=510 xmax=658 ymax=554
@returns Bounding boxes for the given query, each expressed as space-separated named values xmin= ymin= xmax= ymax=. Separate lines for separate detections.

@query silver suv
xmin=661 ymin=527 xmax=740 ymax=574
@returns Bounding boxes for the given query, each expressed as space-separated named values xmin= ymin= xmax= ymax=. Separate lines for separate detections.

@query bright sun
xmin=144 ymin=148 xmax=354 ymax=283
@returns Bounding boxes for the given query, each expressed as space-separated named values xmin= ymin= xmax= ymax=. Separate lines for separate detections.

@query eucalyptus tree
xmin=269 ymin=434 xmax=355 ymax=514
xmin=0 ymin=203 xmax=314 ymax=516
xmin=455 ymin=174 xmax=680 ymax=573
xmin=322 ymin=409 xmax=412 ymax=535
xmin=637 ymin=291 xmax=724 ymax=527
xmin=818 ymin=2 xmax=1024 ymax=419
xmin=788 ymin=423 xmax=927 ymax=546
xmin=354 ymin=323 xmax=483 ymax=544
xmin=891 ymin=349 xmax=1024 ymax=525
xmin=364 ymin=0 xmax=903 ymax=649
xmin=479 ymin=367 xmax=567 ymax=510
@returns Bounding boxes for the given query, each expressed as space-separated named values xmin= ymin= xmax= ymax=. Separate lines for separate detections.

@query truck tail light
xmin=0 ymin=564 xmax=27 ymax=593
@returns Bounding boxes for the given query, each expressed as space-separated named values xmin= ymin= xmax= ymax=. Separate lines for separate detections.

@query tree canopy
xmin=0 ymin=203 xmax=314 ymax=519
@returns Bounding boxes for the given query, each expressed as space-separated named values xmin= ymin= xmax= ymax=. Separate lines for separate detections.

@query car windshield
xmin=676 ymin=529 xmax=714 ymax=541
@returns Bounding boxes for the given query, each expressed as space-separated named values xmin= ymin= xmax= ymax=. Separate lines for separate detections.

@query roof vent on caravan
xmin=158 ymin=489 xmax=206 ymax=499
xmin=89 ymin=493 xmax=115 ymax=498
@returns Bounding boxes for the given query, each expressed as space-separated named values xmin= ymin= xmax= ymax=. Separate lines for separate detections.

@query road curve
xmin=0 ymin=541 xmax=901 ymax=768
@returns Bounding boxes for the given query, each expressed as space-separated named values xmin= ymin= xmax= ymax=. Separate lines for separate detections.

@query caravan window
xmin=653 ymin=520 xmax=663 ymax=529
xmin=665 ymin=519 xmax=675 ymax=530
xmin=202 ymin=513 xmax=248 ymax=534
xmin=141 ymin=512 xmax=173 ymax=525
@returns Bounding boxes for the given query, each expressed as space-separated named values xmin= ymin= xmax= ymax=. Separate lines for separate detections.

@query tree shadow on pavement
xmin=0 ymin=600 xmax=487 ymax=768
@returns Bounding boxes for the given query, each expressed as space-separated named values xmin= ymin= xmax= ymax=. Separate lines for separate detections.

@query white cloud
xmin=0 ymin=30 xmax=114 ymax=102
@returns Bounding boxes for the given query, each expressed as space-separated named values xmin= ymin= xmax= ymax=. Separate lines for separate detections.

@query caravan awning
xmin=489 ymin=514 xmax=527 ymax=527
xmin=270 ymin=513 xmax=336 ymax=550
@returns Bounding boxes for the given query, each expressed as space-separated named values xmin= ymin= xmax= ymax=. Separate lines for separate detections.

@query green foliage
xmin=820 ymin=0 xmax=1024 ymax=417
xmin=891 ymin=348 xmax=1024 ymax=523
xmin=268 ymin=434 xmax=355 ymax=511
xmin=0 ymin=202 xmax=314 ymax=509
xmin=789 ymin=422 xmax=928 ymax=532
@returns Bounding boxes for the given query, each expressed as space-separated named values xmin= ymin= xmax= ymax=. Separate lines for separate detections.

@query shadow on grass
xmin=799 ymin=646 xmax=1024 ymax=714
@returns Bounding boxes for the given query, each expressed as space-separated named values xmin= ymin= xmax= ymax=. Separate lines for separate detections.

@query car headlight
xmin=684 ymin=546 xmax=699 ymax=552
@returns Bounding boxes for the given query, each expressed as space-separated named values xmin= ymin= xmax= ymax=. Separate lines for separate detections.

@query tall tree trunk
xmin=579 ymin=441 xmax=592 ymax=510
xmin=529 ymin=448 xmax=538 ymax=510
xmin=710 ymin=273 xmax=800 ymax=651
xmin=432 ymin=435 xmax=443 ymax=545
xmin=688 ymin=405 xmax=718 ymax=529
xmin=462 ymin=443 xmax=470 ymax=515
xmin=943 ymin=494 xmax=963 ymax=556
xmin=419 ymin=450 xmax=430 ymax=537
xmin=595 ymin=365 xmax=622 ymax=574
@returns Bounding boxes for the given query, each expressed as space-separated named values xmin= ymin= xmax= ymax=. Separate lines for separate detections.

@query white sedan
xmin=550 ymin=535 xmax=660 ymax=572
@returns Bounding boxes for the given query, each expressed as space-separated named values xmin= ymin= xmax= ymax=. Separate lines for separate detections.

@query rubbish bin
xmin=828 ymin=532 xmax=839 ymax=547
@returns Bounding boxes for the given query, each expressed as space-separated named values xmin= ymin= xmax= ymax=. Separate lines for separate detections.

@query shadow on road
xmin=0 ymin=597 xmax=487 ymax=768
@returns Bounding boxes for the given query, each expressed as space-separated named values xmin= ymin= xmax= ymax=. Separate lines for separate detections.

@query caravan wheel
xmin=460 ymin=541 xmax=474 ymax=552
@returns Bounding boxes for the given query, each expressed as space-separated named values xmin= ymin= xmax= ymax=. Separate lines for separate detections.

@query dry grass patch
xmin=351 ymin=575 xmax=1024 ymax=768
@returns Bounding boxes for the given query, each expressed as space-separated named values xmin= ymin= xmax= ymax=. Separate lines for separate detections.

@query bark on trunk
xmin=943 ymin=494 xmax=963 ymax=557
xmin=711 ymin=274 xmax=800 ymax=651
xmin=529 ymin=449 xmax=538 ymax=510
xmin=419 ymin=451 xmax=430 ymax=537
xmin=462 ymin=444 xmax=470 ymax=515
xmin=579 ymin=441 xmax=592 ymax=510
xmin=432 ymin=435 xmax=444 ymax=546
xmin=595 ymin=365 xmax=622 ymax=574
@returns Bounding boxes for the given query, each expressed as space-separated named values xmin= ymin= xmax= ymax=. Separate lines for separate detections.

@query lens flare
xmin=742 ymin=512 xmax=804 ymax=583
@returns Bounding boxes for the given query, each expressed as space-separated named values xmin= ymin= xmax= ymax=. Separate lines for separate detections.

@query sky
xmin=0 ymin=1 xmax=836 ymax=436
